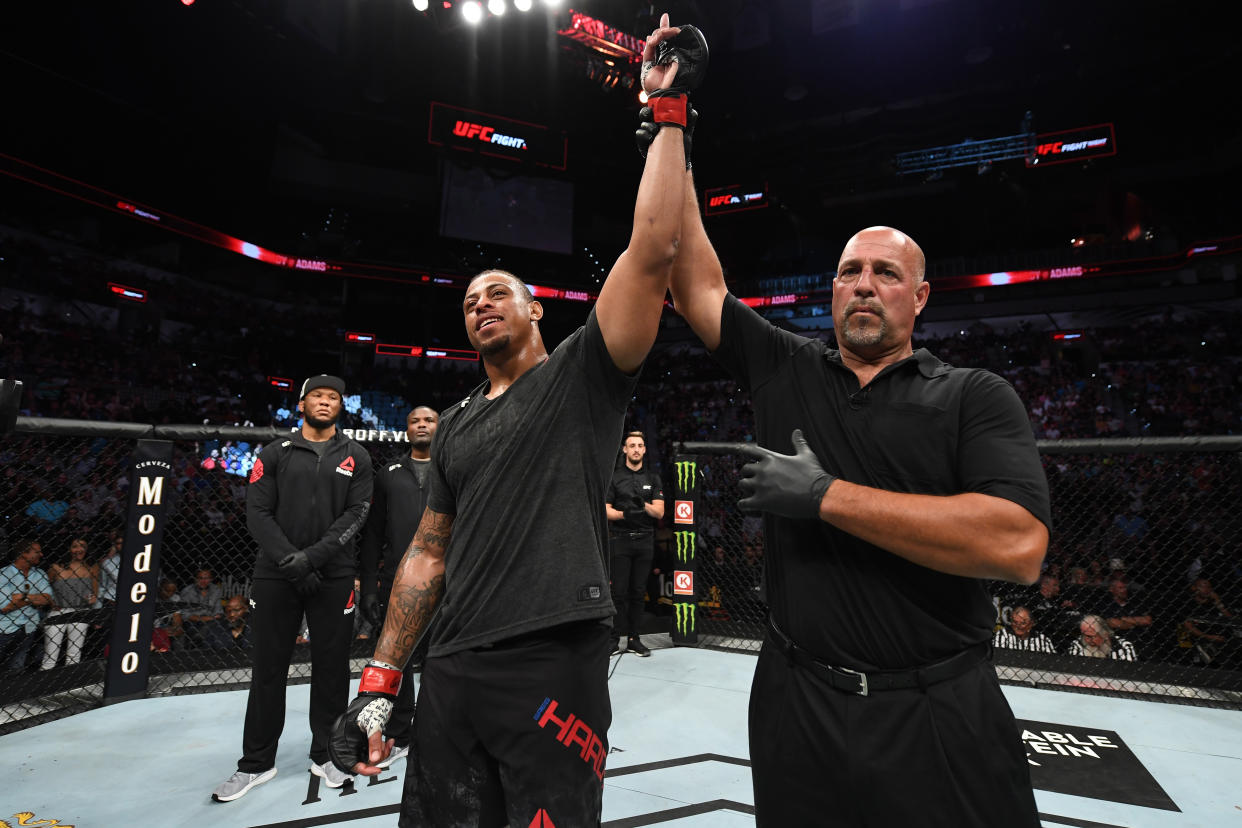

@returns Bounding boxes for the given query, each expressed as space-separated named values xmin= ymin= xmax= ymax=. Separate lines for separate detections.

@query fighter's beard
xmin=304 ymin=410 xmax=339 ymax=429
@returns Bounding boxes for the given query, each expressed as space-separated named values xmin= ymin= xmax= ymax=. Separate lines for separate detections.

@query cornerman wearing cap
xmin=212 ymin=374 xmax=374 ymax=802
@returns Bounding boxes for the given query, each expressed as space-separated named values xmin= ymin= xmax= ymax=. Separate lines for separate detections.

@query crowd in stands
xmin=3 ymin=222 xmax=1242 ymax=688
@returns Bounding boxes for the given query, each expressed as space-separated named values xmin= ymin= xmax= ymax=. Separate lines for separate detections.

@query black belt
xmin=611 ymin=530 xmax=652 ymax=540
xmin=766 ymin=619 xmax=990 ymax=697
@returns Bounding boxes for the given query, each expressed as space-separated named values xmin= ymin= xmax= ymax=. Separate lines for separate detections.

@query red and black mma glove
xmin=329 ymin=659 xmax=402 ymax=774
xmin=636 ymin=24 xmax=709 ymax=168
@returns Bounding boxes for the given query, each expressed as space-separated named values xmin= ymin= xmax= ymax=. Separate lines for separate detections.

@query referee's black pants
xmin=749 ymin=640 xmax=1040 ymax=827
xmin=238 ymin=575 xmax=355 ymax=772
xmin=608 ymin=532 xmax=654 ymax=639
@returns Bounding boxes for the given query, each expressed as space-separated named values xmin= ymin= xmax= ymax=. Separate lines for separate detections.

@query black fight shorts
xmin=400 ymin=620 xmax=611 ymax=828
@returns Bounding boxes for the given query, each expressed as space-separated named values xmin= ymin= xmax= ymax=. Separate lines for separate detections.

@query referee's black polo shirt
xmin=713 ymin=294 xmax=1051 ymax=671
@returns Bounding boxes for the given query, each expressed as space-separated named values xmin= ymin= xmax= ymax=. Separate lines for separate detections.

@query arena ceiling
xmin=3 ymin=0 xmax=1240 ymax=286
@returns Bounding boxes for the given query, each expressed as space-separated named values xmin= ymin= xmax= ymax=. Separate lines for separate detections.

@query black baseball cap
xmin=299 ymin=374 xmax=346 ymax=399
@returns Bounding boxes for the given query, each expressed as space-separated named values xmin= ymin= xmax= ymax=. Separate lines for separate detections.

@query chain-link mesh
xmin=5 ymin=425 xmax=1241 ymax=736
xmin=0 ymin=426 xmax=412 ymax=734
xmin=676 ymin=442 xmax=1242 ymax=707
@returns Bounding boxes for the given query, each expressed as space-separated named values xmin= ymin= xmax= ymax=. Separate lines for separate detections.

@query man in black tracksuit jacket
xmin=212 ymin=374 xmax=374 ymax=802
xmin=358 ymin=404 xmax=438 ymax=764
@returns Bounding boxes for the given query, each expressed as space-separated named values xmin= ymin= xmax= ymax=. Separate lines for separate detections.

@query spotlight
xmin=638 ymin=90 xmax=649 ymax=103
xmin=413 ymin=0 xmax=429 ymax=8
xmin=462 ymin=0 xmax=483 ymax=23
xmin=487 ymin=0 xmax=505 ymax=14
xmin=514 ymin=0 xmax=532 ymax=9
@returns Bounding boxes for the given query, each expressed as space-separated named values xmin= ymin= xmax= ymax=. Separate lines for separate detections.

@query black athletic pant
xmin=238 ymin=575 xmax=355 ymax=772
xmin=376 ymin=583 xmax=428 ymax=746
xmin=400 ymin=621 xmax=611 ymax=828
xmin=748 ymin=640 xmax=1040 ymax=827
xmin=609 ymin=532 xmax=653 ymax=639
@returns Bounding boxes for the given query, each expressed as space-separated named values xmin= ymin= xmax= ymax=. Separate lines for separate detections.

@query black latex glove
xmin=361 ymin=593 xmax=383 ymax=630
xmin=694 ymin=429 xmax=835 ymax=520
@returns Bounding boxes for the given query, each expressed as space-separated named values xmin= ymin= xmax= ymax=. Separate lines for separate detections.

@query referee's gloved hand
xmin=735 ymin=429 xmax=835 ymax=519
xmin=690 ymin=430 xmax=834 ymax=520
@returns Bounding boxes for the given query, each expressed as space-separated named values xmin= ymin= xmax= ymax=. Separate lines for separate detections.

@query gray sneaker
xmin=376 ymin=743 xmax=410 ymax=769
xmin=212 ymin=768 xmax=277 ymax=802
xmin=311 ymin=759 xmax=354 ymax=788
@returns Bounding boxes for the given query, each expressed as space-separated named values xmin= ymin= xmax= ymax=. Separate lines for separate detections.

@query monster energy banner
xmin=671 ymin=456 xmax=700 ymax=645
xmin=104 ymin=439 xmax=175 ymax=703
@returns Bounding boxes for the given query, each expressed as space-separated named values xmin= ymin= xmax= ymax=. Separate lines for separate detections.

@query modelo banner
xmin=104 ymin=439 xmax=175 ymax=703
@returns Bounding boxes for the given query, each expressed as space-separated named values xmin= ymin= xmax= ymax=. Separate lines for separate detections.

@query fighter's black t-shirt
xmin=425 ymin=309 xmax=637 ymax=656
xmin=713 ymin=294 xmax=1051 ymax=670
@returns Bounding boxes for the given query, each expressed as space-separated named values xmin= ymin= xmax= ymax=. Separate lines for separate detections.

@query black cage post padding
xmin=670 ymin=454 xmax=702 ymax=646
xmin=104 ymin=439 xmax=175 ymax=704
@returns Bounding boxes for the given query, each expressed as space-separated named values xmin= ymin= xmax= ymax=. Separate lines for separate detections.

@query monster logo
xmin=674 ymin=530 xmax=696 ymax=562
xmin=676 ymin=460 xmax=697 ymax=493
xmin=675 ymin=602 xmax=696 ymax=636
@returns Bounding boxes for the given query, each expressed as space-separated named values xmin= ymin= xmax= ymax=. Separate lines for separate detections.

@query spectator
xmin=203 ymin=595 xmax=253 ymax=650
xmin=0 ymin=541 xmax=54 ymax=672
xmin=95 ymin=530 xmax=123 ymax=606
xmin=1069 ymin=614 xmax=1138 ymax=661
xmin=992 ymin=606 xmax=1057 ymax=653
xmin=1101 ymin=578 xmax=1154 ymax=653
xmin=41 ymin=537 xmax=98 ymax=669
xmin=153 ymin=577 xmax=186 ymax=650
xmin=179 ymin=568 xmax=224 ymax=647
xmin=1029 ymin=574 xmax=1079 ymax=645
xmin=24 ymin=492 xmax=69 ymax=530
xmin=1061 ymin=566 xmax=1099 ymax=613
xmin=1176 ymin=577 xmax=1237 ymax=668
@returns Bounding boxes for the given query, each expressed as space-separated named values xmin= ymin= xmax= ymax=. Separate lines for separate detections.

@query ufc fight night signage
xmin=1019 ymin=719 xmax=1179 ymax=811
xmin=703 ymin=183 xmax=769 ymax=216
xmin=104 ymin=440 xmax=175 ymax=703
xmin=428 ymin=102 xmax=568 ymax=170
xmin=1026 ymin=123 xmax=1117 ymax=167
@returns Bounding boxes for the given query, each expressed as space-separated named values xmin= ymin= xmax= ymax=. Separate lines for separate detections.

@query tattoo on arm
xmin=374 ymin=509 xmax=453 ymax=667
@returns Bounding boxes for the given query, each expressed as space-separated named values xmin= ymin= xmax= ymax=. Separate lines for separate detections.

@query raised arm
xmin=669 ymin=166 xmax=727 ymax=350
xmin=595 ymin=14 xmax=700 ymax=373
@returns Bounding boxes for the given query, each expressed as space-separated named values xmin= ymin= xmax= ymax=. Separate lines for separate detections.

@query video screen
xmin=439 ymin=161 xmax=574 ymax=255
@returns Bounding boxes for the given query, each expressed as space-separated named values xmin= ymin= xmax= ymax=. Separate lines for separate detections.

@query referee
xmin=605 ymin=431 xmax=664 ymax=656
xmin=212 ymin=374 xmax=373 ymax=802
